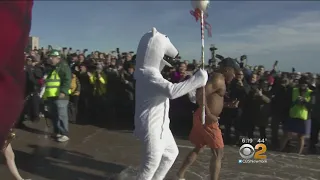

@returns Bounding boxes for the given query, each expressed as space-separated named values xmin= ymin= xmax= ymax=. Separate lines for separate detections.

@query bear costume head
xmin=134 ymin=27 xmax=179 ymax=78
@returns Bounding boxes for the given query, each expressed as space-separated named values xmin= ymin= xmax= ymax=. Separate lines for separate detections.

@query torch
xmin=190 ymin=0 xmax=212 ymax=125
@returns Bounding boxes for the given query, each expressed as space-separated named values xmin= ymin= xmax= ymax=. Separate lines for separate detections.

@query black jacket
xmin=25 ymin=65 xmax=43 ymax=96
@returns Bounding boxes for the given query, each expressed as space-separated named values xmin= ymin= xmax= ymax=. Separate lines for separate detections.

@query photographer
xmin=219 ymin=67 xmax=237 ymax=143
xmin=169 ymin=62 xmax=195 ymax=136
xmin=310 ymin=80 xmax=320 ymax=153
xmin=251 ymin=79 xmax=272 ymax=140
xmin=270 ymin=77 xmax=291 ymax=147
xmin=88 ymin=64 xmax=107 ymax=123
xmin=68 ymin=69 xmax=81 ymax=124
xmin=280 ymin=76 xmax=312 ymax=154
xmin=117 ymin=63 xmax=135 ymax=128
xmin=241 ymin=73 xmax=259 ymax=138
xmin=69 ymin=53 xmax=78 ymax=68
xmin=18 ymin=56 xmax=43 ymax=128
xmin=77 ymin=63 xmax=93 ymax=124
xmin=230 ymin=69 xmax=250 ymax=142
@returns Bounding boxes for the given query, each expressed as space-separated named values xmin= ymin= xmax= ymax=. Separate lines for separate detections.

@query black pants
xmin=310 ymin=118 xmax=320 ymax=147
xmin=17 ymin=94 xmax=41 ymax=128
xmin=246 ymin=124 xmax=266 ymax=139
xmin=271 ymin=115 xmax=284 ymax=145
xmin=78 ymin=94 xmax=91 ymax=123
xmin=19 ymin=94 xmax=41 ymax=123
xmin=68 ymin=95 xmax=79 ymax=123
xmin=27 ymin=94 xmax=41 ymax=120
xmin=91 ymin=95 xmax=106 ymax=124
xmin=221 ymin=108 xmax=238 ymax=141
xmin=116 ymin=99 xmax=135 ymax=129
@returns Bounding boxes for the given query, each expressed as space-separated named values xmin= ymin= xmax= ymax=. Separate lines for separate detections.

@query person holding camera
xmin=88 ymin=64 xmax=107 ymax=123
xmin=270 ymin=77 xmax=291 ymax=148
xmin=230 ymin=69 xmax=250 ymax=143
xmin=218 ymin=67 xmax=238 ymax=143
xmin=116 ymin=63 xmax=136 ymax=128
xmin=280 ymin=76 xmax=312 ymax=154
xmin=18 ymin=56 xmax=43 ymax=128
xmin=250 ymin=79 xmax=272 ymax=140
xmin=76 ymin=63 xmax=93 ymax=124
xmin=68 ymin=69 xmax=81 ymax=124
xmin=309 ymin=80 xmax=320 ymax=153
xmin=241 ymin=73 xmax=259 ymax=139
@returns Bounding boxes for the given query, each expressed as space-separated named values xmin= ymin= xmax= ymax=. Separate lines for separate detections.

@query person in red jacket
xmin=0 ymin=1 xmax=33 ymax=180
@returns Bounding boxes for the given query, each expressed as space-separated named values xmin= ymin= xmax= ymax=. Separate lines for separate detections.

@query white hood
xmin=134 ymin=27 xmax=178 ymax=79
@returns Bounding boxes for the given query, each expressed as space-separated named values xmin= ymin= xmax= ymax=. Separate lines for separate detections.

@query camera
xmin=240 ymin=55 xmax=247 ymax=62
xmin=209 ymin=44 xmax=217 ymax=52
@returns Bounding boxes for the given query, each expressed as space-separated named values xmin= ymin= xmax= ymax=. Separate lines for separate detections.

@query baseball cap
xmin=48 ymin=50 xmax=61 ymax=57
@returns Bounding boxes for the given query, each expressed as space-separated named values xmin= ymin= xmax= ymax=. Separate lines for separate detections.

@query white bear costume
xmin=134 ymin=27 xmax=208 ymax=180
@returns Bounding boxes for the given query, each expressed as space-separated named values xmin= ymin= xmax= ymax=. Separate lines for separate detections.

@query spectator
xmin=117 ymin=63 xmax=135 ymax=128
xmin=68 ymin=70 xmax=81 ymax=124
xmin=88 ymin=64 xmax=107 ymax=123
xmin=280 ymin=76 xmax=312 ymax=154
xmin=251 ymin=79 xmax=271 ymax=140
xmin=43 ymin=50 xmax=71 ymax=142
xmin=77 ymin=63 xmax=92 ymax=124
xmin=231 ymin=69 xmax=250 ymax=142
xmin=270 ymin=77 xmax=291 ymax=147
xmin=241 ymin=73 xmax=259 ymax=138
xmin=18 ymin=56 xmax=43 ymax=128
xmin=309 ymin=81 xmax=320 ymax=153
xmin=171 ymin=62 xmax=188 ymax=83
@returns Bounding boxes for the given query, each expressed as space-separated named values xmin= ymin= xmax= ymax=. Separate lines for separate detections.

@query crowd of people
xmin=21 ymin=48 xmax=137 ymax=138
xmin=21 ymin=47 xmax=320 ymax=153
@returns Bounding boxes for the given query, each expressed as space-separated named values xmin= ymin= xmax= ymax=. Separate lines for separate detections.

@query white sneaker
xmin=57 ymin=135 xmax=69 ymax=142
xmin=56 ymin=134 xmax=62 ymax=138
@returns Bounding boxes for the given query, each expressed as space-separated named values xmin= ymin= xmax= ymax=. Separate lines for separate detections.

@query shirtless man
xmin=177 ymin=67 xmax=235 ymax=180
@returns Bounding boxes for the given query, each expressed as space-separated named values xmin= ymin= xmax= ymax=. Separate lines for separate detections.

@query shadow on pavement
xmin=10 ymin=144 xmax=127 ymax=180
xmin=16 ymin=123 xmax=49 ymax=136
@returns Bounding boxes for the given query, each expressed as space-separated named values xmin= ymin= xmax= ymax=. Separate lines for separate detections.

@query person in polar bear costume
xmin=133 ymin=27 xmax=208 ymax=180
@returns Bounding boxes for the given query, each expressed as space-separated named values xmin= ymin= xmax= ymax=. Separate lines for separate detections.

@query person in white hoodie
xmin=133 ymin=27 xmax=208 ymax=180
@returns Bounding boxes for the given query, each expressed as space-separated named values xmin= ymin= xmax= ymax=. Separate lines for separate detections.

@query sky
xmin=31 ymin=1 xmax=320 ymax=72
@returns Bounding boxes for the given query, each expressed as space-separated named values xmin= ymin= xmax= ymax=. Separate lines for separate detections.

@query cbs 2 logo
xmin=239 ymin=143 xmax=267 ymax=159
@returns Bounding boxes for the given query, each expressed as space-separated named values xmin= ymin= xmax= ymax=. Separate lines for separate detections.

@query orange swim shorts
xmin=189 ymin=108 xmax=224 ymax=149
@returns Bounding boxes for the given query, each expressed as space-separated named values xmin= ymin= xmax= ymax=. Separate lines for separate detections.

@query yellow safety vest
xmin=43 ymin=70 xmax=71 ymax=98
xmin=289 ymin=88 xmax=312 ymax=120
